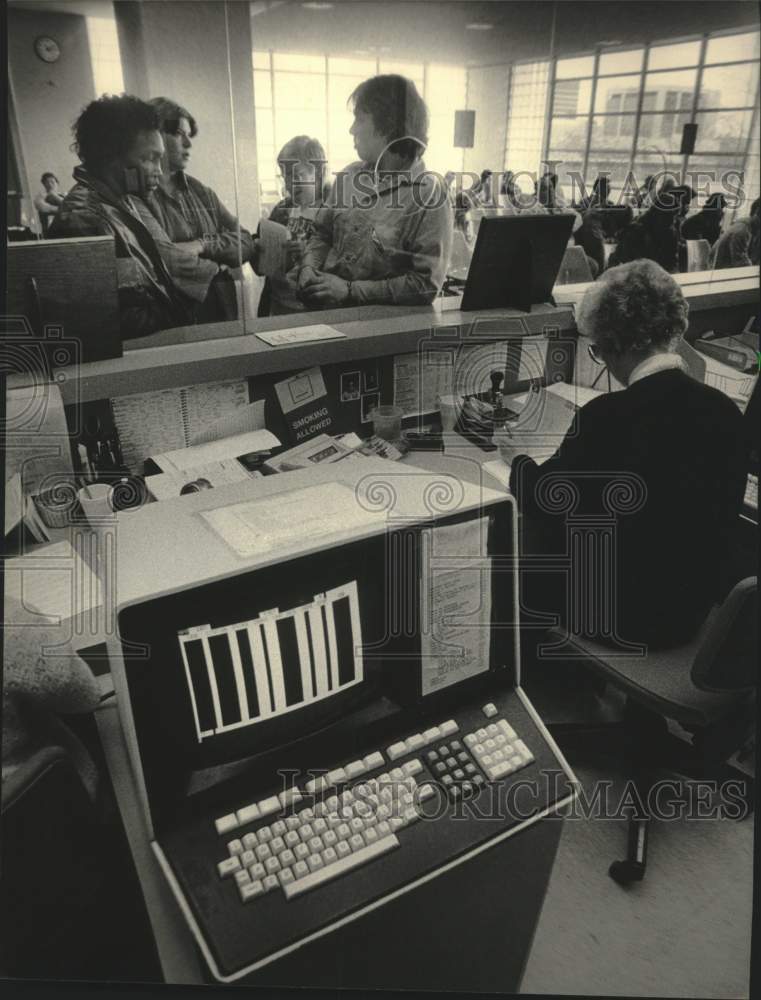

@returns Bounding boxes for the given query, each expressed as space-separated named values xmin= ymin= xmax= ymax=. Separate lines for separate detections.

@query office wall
xmin=7 ymin=7 xmax=96 ymax=207
xmin=464 ymin=64 xmax=511 ymax=177
xmin=115 ymin=0 xmax=260 ymax=229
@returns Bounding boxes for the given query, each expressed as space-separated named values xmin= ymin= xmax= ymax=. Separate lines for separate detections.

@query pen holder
xmin=32 ymin=482 xmax=80 ymax=528
xmin=77 ymin=484 xmax=117 ymax=528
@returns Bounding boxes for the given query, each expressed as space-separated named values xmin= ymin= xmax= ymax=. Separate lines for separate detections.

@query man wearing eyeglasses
xmin=501 ymin=259 xmax=747 ymax=649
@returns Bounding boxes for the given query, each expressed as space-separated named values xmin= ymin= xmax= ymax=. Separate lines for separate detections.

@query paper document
xmin=190 ymin=399 xmax=265 ymax=446
xmin=420 ymin=517 xmax=492 ymax=695
xmin=156 ymin=429 xmax=280 ymax=475
xmin=257 ymin=218 xmax=290 ymax=276
xmin=545 ymin=381 xmax=603 ymax=408
xmin=394 ymin=349 xmax=455 ymax=416
xmin=257 ymin=325 xmax=347 ymax=347
xmin=146 ymin=460 xmax=259 ymax=501
xmin=4 ymin=540 xmax=102 ymax=629
xmin=6 ymin=382 xmax=72 ymax=494
xmin=112 ymin=379 xmax=249 ymax=473
xmin=201 ymin=482 xmax=386 ymax=557
xmin=5 ymin=474 xmax=23 ymax=536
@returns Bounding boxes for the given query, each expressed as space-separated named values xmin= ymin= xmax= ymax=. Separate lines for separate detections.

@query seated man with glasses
xmin=500 ymin=259 xmax=747 ymax=648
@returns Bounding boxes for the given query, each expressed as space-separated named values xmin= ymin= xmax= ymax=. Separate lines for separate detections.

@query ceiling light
xmin=466 ymin=23 xmax=494 ymax=31
xmin=301 ymin=2 xmax=334 ymax=9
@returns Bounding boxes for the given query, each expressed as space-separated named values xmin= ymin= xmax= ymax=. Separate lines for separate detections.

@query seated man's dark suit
xmin=510 ymin=368 xmax=747 ymax=648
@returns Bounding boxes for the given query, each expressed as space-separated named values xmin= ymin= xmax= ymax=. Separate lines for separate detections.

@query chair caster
xmin=608 ymin=859 xmax=645 ymax=885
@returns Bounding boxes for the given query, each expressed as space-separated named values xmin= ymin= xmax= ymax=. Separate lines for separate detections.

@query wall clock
xmin=34 ymin=36 xmax=61 ymax=63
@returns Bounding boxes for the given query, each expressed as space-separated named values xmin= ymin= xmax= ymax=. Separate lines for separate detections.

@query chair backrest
xmin=556 ymin=245 xmax=593 ymax=284
xmin=685 ymin=238 xmax=711 ymax=272
xmin=6 ymin=235 xmax=122 ymax=364
xmin=691 ymin=577 xmax=758 ymax=693
xmin=674 ymin=337 xmax=708 ymax=383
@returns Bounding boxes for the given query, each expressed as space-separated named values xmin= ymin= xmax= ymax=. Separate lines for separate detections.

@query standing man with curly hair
xmin=298 ymin=74 xmax=452 ymax=308
xmin=502 ymin=260 xmax=747 ymax=647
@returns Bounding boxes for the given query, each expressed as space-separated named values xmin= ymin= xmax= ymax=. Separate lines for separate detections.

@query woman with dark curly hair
xmin=501 ymin=259 xmax=747 ymax=647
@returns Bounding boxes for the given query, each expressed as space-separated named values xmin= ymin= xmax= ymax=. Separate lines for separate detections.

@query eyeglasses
xmin=587 ymin=343 xmax=604 ymax=365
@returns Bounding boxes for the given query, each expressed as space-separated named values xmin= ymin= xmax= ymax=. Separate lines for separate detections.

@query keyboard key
xmin=442 ymin=774 xmax=453 ymax=786
xmin=336 ymin=840 xmax=351 ymax=858
xmin=464 ymin=734 xmax=477 ymax=747
xmin=438 ymin=745 xmax=449 ymax=756
xmin=345 ymin=760 xmax=365 ymax=779
xmin=255 ymin=843 xmax=271 ymax=861
xmin=257 ymin=827 xmax=273 ymax=843
xmin=241 ymin=880 xmax=264 ymax=902
xmin=308 ymin=836 xmax=323 ymax=853
xmin=515 ymin=740 xmax=533 ymax=760
xmin=258 ymin=796 xmax=280 ymax=818
xmin=265 ymin=856 xmax=280 ymax=874
xmin=387 ymin=742 xmax=406 ymax=761
xmin=322 ymin=846 xmax=338 ymax=864
xmin=350 ymin=817 xmax=364 ymax=834
xmin=435 ymin=762 xmax=446 ymax=775
xmin=439 ymin=720 xmax=458 ymax=737
xmin=389 ymin=816 xmax=404 ymax=831
xmin=476 ymin=729 xmax=488 ymax=742
xmin=417 ymin=783 xmax=435 ymax=801
xmin=403 ymin=759 xmax=423 ymax=777
xmin=327 ymin=767 xmax=347 ymax=786
xmin=426 ymin=750 xmax=440 ymax=763
xmin=485 ymin=738 xmax=496 ymax=752
xmin=323 ymin=829 xmax=338 ymax=847
xmin=456 ymin=752 xmax=469 ymax=764
xmin=284 ymin=834 xmax=400 ymax=900
xmin=482 ymin=703 xmax=498 ymax=718
xmin=278 ymin=787 xmax=302 ymax=809
xmin=285 ymin=830 xmax=300 ymax=848
xmin=234 ymin=869 xmax=251 ymax=887
xmin=445 ymin=757 xmax=457 ymax=769
xmin=450 ymin=740 xmax=462 ymax=752
xmin=263 ymin=874 xmax=279 ymax=892
xmin=405 ymin=733 xmax=425 ymax=752
xmin=271 ymin=820 xmax=287 ymax=838
xmin=299 ymin=824 xmax=314 ymax=842
xmin=313 ymin=817 xmax=328 ymax=835
xmin=337 ymin=823 xmax=351 ymax=840
xmin=363 ymin=826 xmax=379 ymax=844
xmin=285 ymin=816 xmax=301 ymax=831
xmin=486 ymin=723 xmax=499 ymax=738
xmin=390 ymin=767 xmax=405 ymax=782
xmin=363 ymin=751 xmax=384 ymax=771
xmin=242 ymin=832 xmax=258 ymax=851
xmin=293 ymin=860 xmax=309 ymax=879
xmin=236 ymin=803 xmax=260 ymax=825
xmin=227 ymin=839 xmax=243 ymax=856
xmin=510 ymin=755 xmax=523 ymax=769
xmin=307 ymin=854 xmax=323 ymax=872
xmin=349 ymin=833 xmax=364 ymax=851
xmin=218 ymin=857 xmax=241 ymax=878
xmin=499 ymin=720 xmax=517 ymax=740
xmin=305 ymin=776 xmax=328 ymax=795
xmin=465 ymin=762 xmax=477 ymax=774
xmin=280 ymin=849 xmax=295 ymax=867
xmin=402 ymin=806 xmax=419 ymax=825
xmin=294 ymin=842 xmax=309 ymax=860
xmin=249 ymin=861 xmax=266 ymax=880
xmin=271 ymin=836 xmax=286 ymax=854
xmin=301 ymin=807 xmax=315 ymax=821
xmin=279 ymin=867 xmax=295 ymax=886
xmin=240 ymin=849 xmax=256 ymax=868
xmin=377 ymin=820 xmax=391 ymax=837
xmin=453 ymin=768 xmax=465 ymax=780
xmin=215 ymin=814 xmax=238 ymax=836
xmin=422 ymin=727 xmax=441 ymax=744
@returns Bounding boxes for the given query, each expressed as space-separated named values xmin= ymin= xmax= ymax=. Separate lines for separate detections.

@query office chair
xmin=546 ymin=576 xmax=757 ymax=886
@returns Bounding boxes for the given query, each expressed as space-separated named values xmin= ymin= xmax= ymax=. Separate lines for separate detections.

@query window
xmin=86 ymin=16 xmax=124 ymax=97
xmin=519 ymin=27 xmax=759 ymax=210
xmin=505 ymin=60 xmax=550 ymax=177
xmin=252 ymin=51 xmax=466 ymax=205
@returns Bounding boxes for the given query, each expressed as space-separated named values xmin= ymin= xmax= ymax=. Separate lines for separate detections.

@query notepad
xmin=256 ymin=325 xmax=347 ymax=347
xmin=4 ymin=540 xmax=103 ymax=630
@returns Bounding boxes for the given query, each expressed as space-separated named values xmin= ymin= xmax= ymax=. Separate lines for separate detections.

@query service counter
xmin=8 ymin=268 xmax=758 ymax=407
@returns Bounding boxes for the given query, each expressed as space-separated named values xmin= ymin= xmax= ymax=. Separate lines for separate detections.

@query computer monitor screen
xmin=461 ymin=213 xmax=575 ymax=312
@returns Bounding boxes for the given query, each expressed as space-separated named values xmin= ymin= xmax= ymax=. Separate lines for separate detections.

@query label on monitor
xmin=420 ymin=517 xmax=491 ymax=695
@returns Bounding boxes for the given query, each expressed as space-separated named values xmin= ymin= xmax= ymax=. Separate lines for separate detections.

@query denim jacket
xmin=301 ymin=159 xmax=452 ymax=305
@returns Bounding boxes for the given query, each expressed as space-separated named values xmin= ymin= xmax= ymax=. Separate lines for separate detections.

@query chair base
xmin=551 ymin=707 xmax=755 ymax=885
